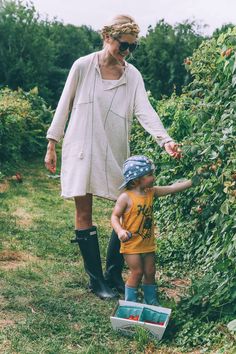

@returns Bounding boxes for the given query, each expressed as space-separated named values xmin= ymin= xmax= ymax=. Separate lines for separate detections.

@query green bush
xmin=0 ymin=87 xmax=52 ymax=168
xmin=131 ymin=27 xmax=236 ymax=348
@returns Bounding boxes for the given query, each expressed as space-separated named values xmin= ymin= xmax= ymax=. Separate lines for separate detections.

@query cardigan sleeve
xmin=46 ymin=60 xmax=80 ymax=142
xmin=133 ymin=73 xmax=173 ymax=147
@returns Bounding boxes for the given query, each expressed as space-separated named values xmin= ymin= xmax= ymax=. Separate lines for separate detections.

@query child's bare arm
xmin=111 ymin=193 xmax=131 ymax=242
xmin=153 ymin=179 xmax=192 ymax=197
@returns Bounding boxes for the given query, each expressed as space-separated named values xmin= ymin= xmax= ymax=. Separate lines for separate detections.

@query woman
xmin=45 ymin=15 xmax=181 ymax=300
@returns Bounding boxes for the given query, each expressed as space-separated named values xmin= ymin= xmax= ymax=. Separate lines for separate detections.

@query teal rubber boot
xmin=125 ymin=286 xmax=138 ymax=302
xmin=142 ymin=284 xmax=160 ymax=306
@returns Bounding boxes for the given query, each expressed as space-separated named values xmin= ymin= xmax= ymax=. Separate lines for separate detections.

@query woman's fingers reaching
xmin=164 ymin=142 xmax=183 ymax=159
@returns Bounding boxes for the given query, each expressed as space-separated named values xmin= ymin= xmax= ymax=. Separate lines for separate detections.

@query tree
xmin=212 ymin=23 xmax=235 ymax=37
xmin=0 ymin=1 xmax=101 ymax=107
xmin=132 ymin=20 xmax=204 ymax=99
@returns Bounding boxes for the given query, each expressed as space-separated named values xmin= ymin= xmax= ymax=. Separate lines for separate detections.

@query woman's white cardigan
xmin=46 ymin=52 xmax=172 ymax=200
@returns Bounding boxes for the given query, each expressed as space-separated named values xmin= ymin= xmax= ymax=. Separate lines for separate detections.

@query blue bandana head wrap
xmin=119 ymin=155 xmax=155 ymax=190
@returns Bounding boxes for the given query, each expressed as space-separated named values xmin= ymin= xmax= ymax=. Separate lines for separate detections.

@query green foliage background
xmin=133 ymin=20 xmax=204 ymax=99
xmin=0 ymin=1 xmax=205 ymax=107
xmin=0 ymin=1 xmax=102 ymax=107
xmin=0 ymin=1 xmax=236 ymax=350
xmin=0 ymin=88 xmax=52 ymax=170
xmin=130 ymin=28 xmax=236 ymax=347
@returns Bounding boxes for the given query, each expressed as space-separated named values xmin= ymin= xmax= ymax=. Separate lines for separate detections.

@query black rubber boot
xmin=71 ymin=226 xmax=117 ymax=300
xmin=104 ymin=229 xmax=125 ymax=294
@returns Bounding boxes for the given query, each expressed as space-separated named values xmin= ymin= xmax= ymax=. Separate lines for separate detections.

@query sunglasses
xmin=114 ymin=38 xmax=138 ymax=53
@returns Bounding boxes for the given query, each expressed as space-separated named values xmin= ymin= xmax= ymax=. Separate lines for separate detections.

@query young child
xmin=111 ymin=155 xmax=194 ymax=305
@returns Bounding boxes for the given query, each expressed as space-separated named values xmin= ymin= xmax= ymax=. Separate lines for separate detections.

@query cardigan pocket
xmin=62 ymin=141 xmax=85 ymax=160
xmin=62 ymin=102 xmax=91 ymax=161
xmin=73 ymin=94 xmax=93 ymax=107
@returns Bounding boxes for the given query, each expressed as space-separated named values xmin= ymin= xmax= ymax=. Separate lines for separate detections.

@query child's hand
xmin=118 ymin=230 xmax=131 ymax=242
xmin=192 ymin=168 xmax=211 ymax=187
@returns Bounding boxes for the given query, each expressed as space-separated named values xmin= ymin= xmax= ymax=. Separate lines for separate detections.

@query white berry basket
xmin=110 ymin=300 xmax=171 ymax=340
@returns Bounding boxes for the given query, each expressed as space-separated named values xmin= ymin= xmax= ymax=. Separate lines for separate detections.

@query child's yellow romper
xmin=120 ymin=188 xmax=157 ymax=254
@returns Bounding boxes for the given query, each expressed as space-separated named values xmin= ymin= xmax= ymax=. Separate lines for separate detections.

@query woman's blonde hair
xmin=101 ymin=15 xmax=140 ymax=39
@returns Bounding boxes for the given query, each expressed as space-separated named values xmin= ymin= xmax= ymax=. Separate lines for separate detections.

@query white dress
xmin=46 ymin=52 xmax=173 ymax=200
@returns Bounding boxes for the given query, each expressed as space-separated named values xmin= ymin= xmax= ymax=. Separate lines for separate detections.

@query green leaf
xmin=232 ymin=55 xmax=236 ymax=74
xmin=209 ymin=151 xmax=219 ymax=160
xmin=232 ymin=75 xmax=236 ymax=87
xmin=227 ymin=319 xmax=236 ymax=332
xmin=220 ymin=201 xmax=229 ymax=215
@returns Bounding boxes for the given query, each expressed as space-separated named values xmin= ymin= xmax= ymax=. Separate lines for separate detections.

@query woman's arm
xmin=46 ymin=60 xmax=80 ymax=142
xmin=133 ymin=73 xmax=182 ymax=159
xmin=133 ymin=73 xmax=173 ymax=148
xmin=111 ymin=193 xmax=131 ymax=242
xmin=153 ymin=180 xmax=192 ymax=197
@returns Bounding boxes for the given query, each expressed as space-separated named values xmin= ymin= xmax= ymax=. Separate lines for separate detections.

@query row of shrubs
xmin=0 ymin=87 xmax=52 ymax=172
xmin=130 ymin=27 xmax=236 ymax=349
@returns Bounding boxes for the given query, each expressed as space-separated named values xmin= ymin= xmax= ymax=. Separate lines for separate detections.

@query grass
xmin=0 ymin=161 xmax=234 ymax=353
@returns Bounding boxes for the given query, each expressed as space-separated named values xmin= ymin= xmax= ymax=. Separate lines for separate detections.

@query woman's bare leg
xmin=74 ymin=193 xmax=93 ymax=229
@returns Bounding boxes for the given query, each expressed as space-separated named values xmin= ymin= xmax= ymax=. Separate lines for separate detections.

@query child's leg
xmin=142 ymin=252 xmax=159 ymax=305
xmin=124 ymin=254 xmax=144 ymax=287
xmin=143 ymin=252 xmax=156 ymax=284
xmin=124 ymin=254 xmax=143 ymax=302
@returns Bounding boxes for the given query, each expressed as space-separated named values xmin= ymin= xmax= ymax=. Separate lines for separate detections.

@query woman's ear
xmin=104 ymin=34 xmax=111 ymax=44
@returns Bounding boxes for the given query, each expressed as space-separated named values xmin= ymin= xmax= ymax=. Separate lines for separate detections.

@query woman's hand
xmin=164 ymin=141 xmax=182 ymax=159
xmin=45 ymin=141 xmax=57 ymax=173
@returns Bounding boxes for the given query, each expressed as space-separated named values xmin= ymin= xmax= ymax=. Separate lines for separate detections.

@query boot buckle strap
xmin=71 ymin=236 xmax=89 ymax=243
